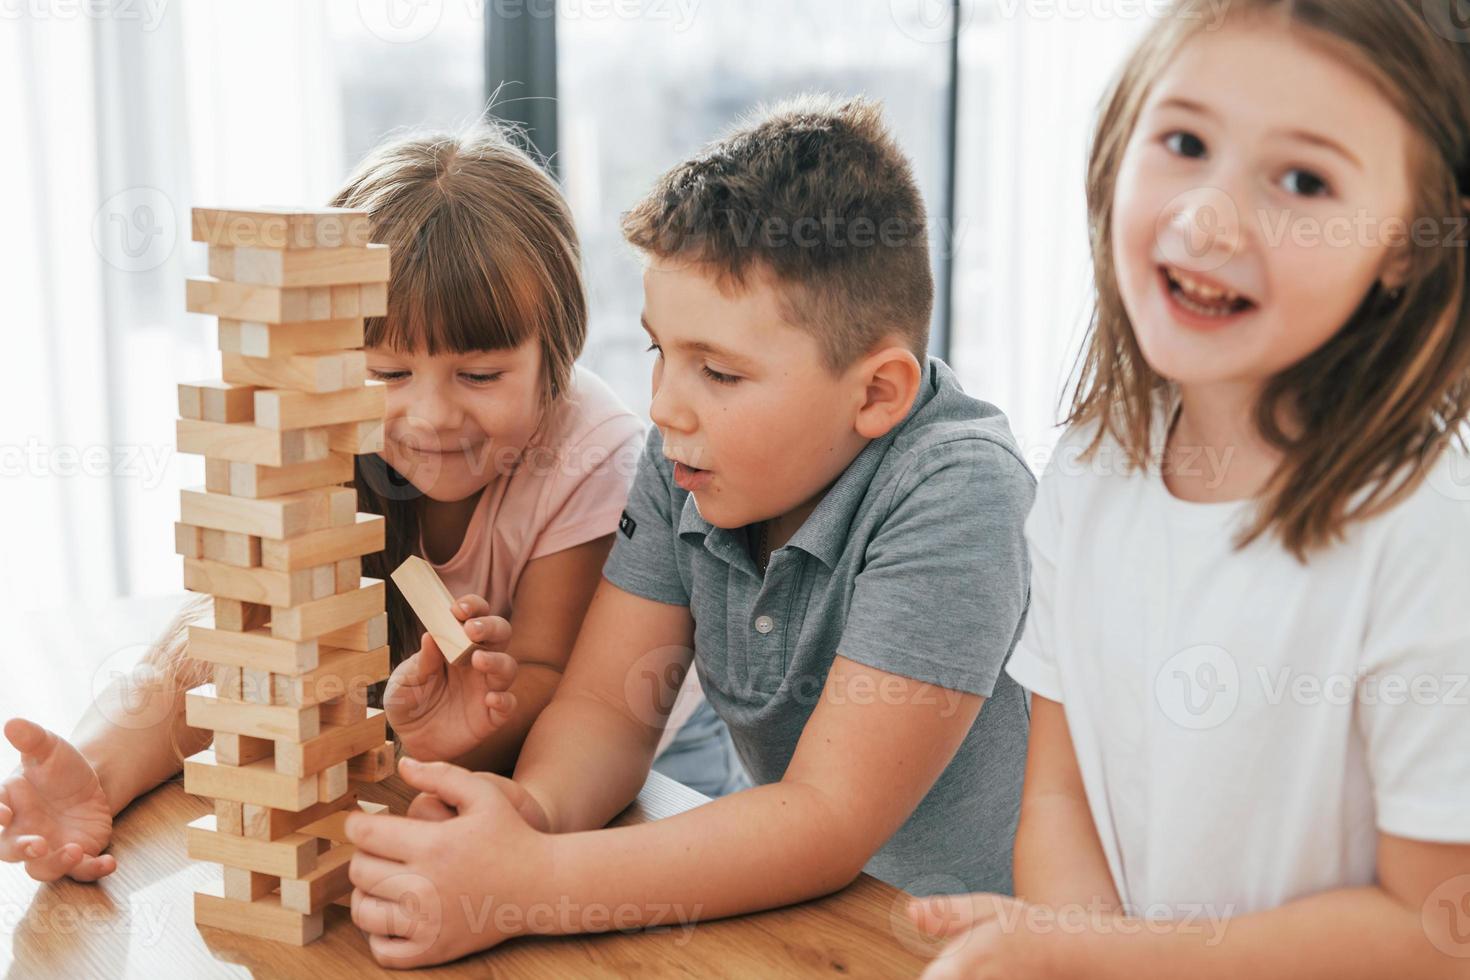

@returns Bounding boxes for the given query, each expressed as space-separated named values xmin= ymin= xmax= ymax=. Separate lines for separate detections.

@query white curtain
xmin=950 ymin=4 xmax=1149 ymax=469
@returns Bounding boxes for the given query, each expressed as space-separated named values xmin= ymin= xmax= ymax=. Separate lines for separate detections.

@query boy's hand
xmin=346 ymin=758 xmax=551 ymax=968
xmin=908 ymin=893 xmax=1054 ymax=979
xmin=383 ymin=594 xmax=516 ymax=762
xmin=0 ymin=718 xmax=117 ymax=882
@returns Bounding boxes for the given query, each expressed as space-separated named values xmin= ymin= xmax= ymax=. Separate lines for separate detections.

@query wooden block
xmin=191 ymin=207 xmax=371 ymax=250
xmin=274 ymin=710 xmax=385 ymax=777
xmin=179 ymin=485 xmax=341 ymax=539
xmin=325 ymin=418 xmax=385 ymax=455
xmin=213 ymin=663 xmax=244 ymax=701
xmin=205 ymin=458 xmax=232 ymax=493
xmin=187 ymin=813 xmax=318 ymax=877
xmin=347 ymin=742 xmax=396 ymax=783
xmin=177 ymin=418 xmax=329 ymax=467
xmin=279 ymin=842 xmax=355 ymax=914
xmin=319 ymin=693 xmax=367 ymax=726
xmin=186 ymin=683 xmax=321 ymax=741
xmin=253 ymin=382 xmax=384 ymax=431
xmin=319 ymin=613 xmax=388 ymax=652
xmin=183 ymin=557 xmax=318 ymax=607
xmin=270 ymin=579 xmax=385 ymax=642
xmin=391 ymin=556 xmax=476 ymax=664
xmin=211 ymin=243 xmax=389 ymax=287
xmin=216 ymin=800 xmax=244 ymax=836
xmin=259 ymin=513 xmax=384 ymax=572
xmin=334 ymin=556 xmax=362 ymax=593
xmin=310 ymin=564 xmax=336 ymax=600
xmin=359 ymin=282 xmax=387 ymax=316
xmin=184 ymin=750 xmax=319 ymax=811
xmin=218 ymin=317 xmax=365 ymax=358
xmin=188 ymin=625 xmax=318 ymax=674
xmin=174 ymin=522 xmax=203 ymax=559
xmin=317 ymin=762 xmax=349 ymax=803
xmin=201 ymin=527 xmax=261 ymax=568
xmin=223 ymin=866 xmax=279 ymax=902
xmin=227 ymin=453 xmax=353 ymax=499
xmin=178 ymin=379 xmax=256 ymax=423
xmin=244 ymin=790 xmax=359 ymax=842
xmin=330 ymin=284 xmax=359 ymax=318
xmin=194 ymin=888 xmax=324 ymax=946
xmin=187 ymin=277 xmax=341 ymax=324
xmin=270 ymin=645 xmax=389 ymax=708
xmin=221 ymin=351 xmax=367 ymax=394
xmin=295 ymin=800 xmax=387 ymax=844
xmin=212 ymin=597 xmax=270 ymax=633
xmin=214 ymin=730 xmax=272 ymax=766
xmin=240 ymin=666 xmax=273 ymax=704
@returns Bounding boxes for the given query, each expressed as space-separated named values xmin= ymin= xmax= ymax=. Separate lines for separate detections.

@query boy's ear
xmin=853 ymin=345 xmax=923 ymax=440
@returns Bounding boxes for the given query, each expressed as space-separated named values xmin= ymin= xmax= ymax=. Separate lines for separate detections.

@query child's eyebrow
xmin=1154 ymin=96 xmax=1363 ymax=172
xmin=640 ymin=315 xmax=758 ymax=371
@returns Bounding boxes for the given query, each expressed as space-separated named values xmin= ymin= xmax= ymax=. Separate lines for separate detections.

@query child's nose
xmin=649 ymin=371 xmax=696 ymax=434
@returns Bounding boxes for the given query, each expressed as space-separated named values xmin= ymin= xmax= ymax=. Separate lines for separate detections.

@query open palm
xmin=0 ymin=718 xmax=116 ymax=882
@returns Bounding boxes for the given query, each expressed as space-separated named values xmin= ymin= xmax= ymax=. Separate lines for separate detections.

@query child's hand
xmin=908 ymin=893 xmax=1054 ymax=979
xmin=0 ymin=718 xmax=117 ymax=882
xmin=346 ymin=758 xmax=550 ymax=967
xmin=404 ymin=769 xmax=551 ymax=833
xmin=383 ymin=594 xmax=517 ymax=763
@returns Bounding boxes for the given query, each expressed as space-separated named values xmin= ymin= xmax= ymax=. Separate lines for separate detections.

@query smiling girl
xmin=911 ymin=1 xmax=1470 ymax=976
xmin=0 ymin=124 xmax=743 ymax=884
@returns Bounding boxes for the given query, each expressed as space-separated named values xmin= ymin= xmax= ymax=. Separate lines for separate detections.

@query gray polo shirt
xmin=604 ymin=356 xmax=1034 ymax=896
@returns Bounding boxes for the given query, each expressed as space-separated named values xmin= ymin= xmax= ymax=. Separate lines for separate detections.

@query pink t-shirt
xmin=423 ymin=364 xmax=644 ymax=610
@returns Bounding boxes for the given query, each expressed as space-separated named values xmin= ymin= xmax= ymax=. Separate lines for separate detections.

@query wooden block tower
xmin=175 ymin=207 xmax=396 ymax=945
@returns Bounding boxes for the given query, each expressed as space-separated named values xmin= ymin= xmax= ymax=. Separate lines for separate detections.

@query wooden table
xmin=0 ymin=595 xmax=943 ymax=977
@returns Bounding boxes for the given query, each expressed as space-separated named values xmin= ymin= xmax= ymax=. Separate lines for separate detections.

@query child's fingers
xmin=463 ymin=616 xmax=510 ymax=650
xmin=907 ymin=892 xmax=1009 ymax=940
xmin=405 ymin=791 xmax=455 ymax=822
xmin=396 ymin=758 xmax=496 ymax=813
xmin=4 ymin=718 xmax=53 ymax=763
xmin=26 ymin=840 xmax=85 ymax=883
xmin=0 ymin=798 xmax=12 ymax=829
xmin=468 ymin=648 xmax=517 ymax=688
xmin=452 ymin=594 xmax=492 ymax=622
xmin=66 ymin=852 xmax=116 ymax=882
xmin=412 ymin=633 xmax=446 ymax=681
xmin=352 ymin=890 xmax=410 ymax=938
xmin=483 ymin=691 xmax=517 ymax=726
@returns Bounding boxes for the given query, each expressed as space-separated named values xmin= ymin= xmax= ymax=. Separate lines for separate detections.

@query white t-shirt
xmin=1005 ymin=406 xmax=1470 ymax=916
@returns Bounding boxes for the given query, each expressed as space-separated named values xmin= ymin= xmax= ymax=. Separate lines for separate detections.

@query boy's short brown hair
xmin=621 ymin=94 xmax=933 ymax=370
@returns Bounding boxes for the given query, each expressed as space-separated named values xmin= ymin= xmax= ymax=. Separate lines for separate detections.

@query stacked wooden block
xmin=175 ymin=207 xmax=396 ymax=945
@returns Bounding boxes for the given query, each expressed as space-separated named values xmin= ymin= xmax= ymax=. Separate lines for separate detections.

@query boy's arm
xmin=535 ymin=653 xmax=984 ymax=923
xmin=1012 ymin=694 xmax=1121 ymax=910
xmin=511 ymin=577 xmax=696 ymax=834
xmin=449 ymin=534 xmax=615 ymax=776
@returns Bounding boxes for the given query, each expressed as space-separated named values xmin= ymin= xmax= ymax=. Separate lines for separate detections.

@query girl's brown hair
xmin=329 ymin=125 xmax=588 ymax=665
xmin=1070 ymin=0 xmax=1470 ymax=559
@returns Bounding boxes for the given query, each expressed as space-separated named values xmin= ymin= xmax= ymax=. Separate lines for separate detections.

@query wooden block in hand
xmin=191 ymin=207 xmax=370 ymax=250
xmin=390 ymin=555 xmax=476 ymax=664
xmin=209 ymin=243 xmax=389 ymax=287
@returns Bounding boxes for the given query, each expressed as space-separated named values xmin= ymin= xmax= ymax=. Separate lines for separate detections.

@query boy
xmin=345 ymin=95 xmax=1035 ymax=968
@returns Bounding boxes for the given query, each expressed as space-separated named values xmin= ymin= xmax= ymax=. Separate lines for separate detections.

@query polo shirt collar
xmin=676 ymin=356 xmax=945 ymax=573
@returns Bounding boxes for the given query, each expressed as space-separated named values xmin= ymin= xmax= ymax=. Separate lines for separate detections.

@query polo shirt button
xmin=754 ymin=615 xmax=775 ymax=634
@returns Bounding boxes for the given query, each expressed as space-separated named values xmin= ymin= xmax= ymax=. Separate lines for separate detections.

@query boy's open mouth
xmin=1160 ymin=265 xmax=1258 ymax=320
xmin=673 ymin=460 xmax=713 ymax=492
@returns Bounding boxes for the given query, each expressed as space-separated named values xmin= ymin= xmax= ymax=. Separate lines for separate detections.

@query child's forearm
xmin=512 ymin=692 xmax=662 ymax=835
xmin=532 ymin=781 xmax=862 ymax=933
xmin=1044 ymin=885 xmax=1443 ymax=980
xmin=1013 ymin=792 xmax=1121 ymax=910
xmin=450 ymin=664 xmax=565 ymax=775
xmin=77 ymin=594 xmax=214 ymax=815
